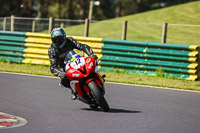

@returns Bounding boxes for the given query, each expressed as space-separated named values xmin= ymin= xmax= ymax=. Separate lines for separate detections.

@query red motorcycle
xmin=64 ymin=51 xmax=109 ymax=112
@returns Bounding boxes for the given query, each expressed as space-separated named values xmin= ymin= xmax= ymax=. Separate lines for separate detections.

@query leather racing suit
xmin=48 ymin=37 xmax=95 ymax=88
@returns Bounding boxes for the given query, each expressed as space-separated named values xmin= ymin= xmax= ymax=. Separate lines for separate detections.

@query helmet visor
xmin=52 ymin=36 xmax=66 ymax=47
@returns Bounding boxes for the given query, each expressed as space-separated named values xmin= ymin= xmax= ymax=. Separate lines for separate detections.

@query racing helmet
xmin=51 ymin=28 xmax=66 ymax=48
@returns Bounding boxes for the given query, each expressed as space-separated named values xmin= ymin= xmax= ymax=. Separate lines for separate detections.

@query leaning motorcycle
xmin=64 ymin=51 xmax=109 ymax=112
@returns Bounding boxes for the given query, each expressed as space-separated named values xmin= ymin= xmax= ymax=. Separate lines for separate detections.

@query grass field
xmin=43 ymin=1 xmax=200 ymax=45
xmin=1 ymin=61 xmax=200 ymax=91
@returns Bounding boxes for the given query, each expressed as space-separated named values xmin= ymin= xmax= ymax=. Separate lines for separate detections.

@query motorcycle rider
xmin=48 ymin=28 xmax=99 ymax=99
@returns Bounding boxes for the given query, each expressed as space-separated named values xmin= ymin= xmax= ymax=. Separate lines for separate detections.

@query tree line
xmin=0 ymin=0 xmax=198 ymax=20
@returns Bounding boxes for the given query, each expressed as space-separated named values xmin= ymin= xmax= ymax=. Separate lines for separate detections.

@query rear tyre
xmin=88 ymin=81 xmax=109 ymax=112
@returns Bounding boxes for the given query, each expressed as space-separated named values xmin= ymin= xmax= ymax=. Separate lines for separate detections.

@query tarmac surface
xmin=0 ymin=72 xmax=200 ymax=133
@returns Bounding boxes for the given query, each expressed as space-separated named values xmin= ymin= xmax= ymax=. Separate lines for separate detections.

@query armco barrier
xmin=0 ymin=31 xmax=103 ymax=65
xmin=100 ymin=39 xmax=199 ymax=80
xmin=0 ymin=31 xmax=199 ymax=80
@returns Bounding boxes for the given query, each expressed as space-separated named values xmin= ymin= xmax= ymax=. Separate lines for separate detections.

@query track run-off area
xmin=0 ymin=72 xmax=200 ymax=133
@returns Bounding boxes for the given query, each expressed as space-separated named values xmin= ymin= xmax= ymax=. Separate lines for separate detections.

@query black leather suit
xmin=48 ymin=37 xmax=94 ymax=87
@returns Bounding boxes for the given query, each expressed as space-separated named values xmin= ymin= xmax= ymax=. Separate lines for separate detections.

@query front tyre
xmin=88 ymin=81 xmax=109 ymax=112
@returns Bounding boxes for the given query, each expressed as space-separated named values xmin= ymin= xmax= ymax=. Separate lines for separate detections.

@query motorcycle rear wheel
xmin=88 ymin=81 xmax=109 ymax=112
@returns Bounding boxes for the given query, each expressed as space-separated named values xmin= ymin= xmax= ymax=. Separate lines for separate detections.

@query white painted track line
xmin=0 ymin=71 xmax=200 ymax=93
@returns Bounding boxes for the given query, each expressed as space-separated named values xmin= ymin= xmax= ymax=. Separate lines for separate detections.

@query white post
xmin=3 ymin=17 xmax=6 ymax=31
xmin=60 ymin=22 xmax=64 ymax=28
xmin=84 ymin=18 xmax=90 ymax=37
xmin=88 ymin=1 xmax=94 ymax=21
xmin=11 ymin=15 xmax=14 ymax=31
xmin=48 ymin=17 xmax=53 ymax=34
xmin=161 ymin=23 xmax=168 ymax=43
xmin=32 ymin=20 xmax=36 ymax=32
xmin=122 ymin=21 xmax=128 ymax=40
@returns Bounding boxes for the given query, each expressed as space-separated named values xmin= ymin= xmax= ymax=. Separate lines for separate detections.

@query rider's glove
xmin=58 ymin=72 xmax=66 ymax=79
xmin=91 ymin=54 xmax=98 ymax=60
xmin=91 ymin=54 xmax=99 ymax=65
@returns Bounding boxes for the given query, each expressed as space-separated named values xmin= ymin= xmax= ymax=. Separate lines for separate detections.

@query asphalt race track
xmin=0 ymin=72 xmax=200 ymax=133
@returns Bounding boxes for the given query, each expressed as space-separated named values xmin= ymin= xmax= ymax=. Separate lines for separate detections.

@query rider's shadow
xmin=108 ymin=108 xmax=142 ymax=113
xmin=82 ymin=108 xmax=142 ymax=113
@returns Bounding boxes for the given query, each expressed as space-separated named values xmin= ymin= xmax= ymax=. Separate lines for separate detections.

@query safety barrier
xmin=0 ymin=31 xmax=103 ymax=65
xmin=100 ymin=39 xmax=199 ymax=81
xmin=0 ymin=31 xmax=199 ymax=80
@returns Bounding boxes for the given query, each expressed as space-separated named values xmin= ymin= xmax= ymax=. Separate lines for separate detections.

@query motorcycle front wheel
xmin=88 ymin=81 xmax=109 ymax=112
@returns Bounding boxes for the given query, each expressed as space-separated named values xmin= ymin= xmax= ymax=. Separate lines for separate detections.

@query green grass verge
xmin=1 ymin=61 xmax=200 ymax=91
xmin=42 ymin=1 xmax=200 ymax=45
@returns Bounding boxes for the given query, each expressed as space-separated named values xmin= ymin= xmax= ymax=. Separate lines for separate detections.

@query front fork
xmin=69 ymin=75 xmax=105 ymax=98
xmin=70 ymin=80 xmax=79 ymax=97
xmin=70 ymin=80 xmax=90 ymax=97
xmin=69 ymin=80 xmax=94 ymax=104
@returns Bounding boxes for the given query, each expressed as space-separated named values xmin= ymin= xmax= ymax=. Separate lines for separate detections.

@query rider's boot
xmin=70 ymin=91 xmax=77 ymax=100
xmin=101 ymin=74 xmax=106 ymax=82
